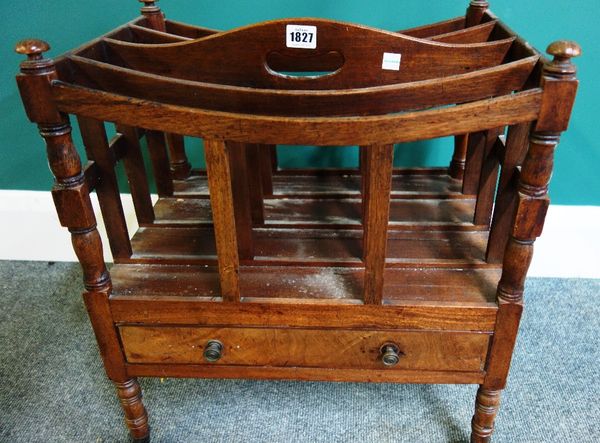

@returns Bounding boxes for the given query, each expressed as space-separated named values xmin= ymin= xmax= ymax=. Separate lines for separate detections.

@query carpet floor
xmin=0 ymin=261 xmax=598 ymax=442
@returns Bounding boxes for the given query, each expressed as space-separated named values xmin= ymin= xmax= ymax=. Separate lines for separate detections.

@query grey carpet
xmin=0 ymin=261 xmax=598 ymax=443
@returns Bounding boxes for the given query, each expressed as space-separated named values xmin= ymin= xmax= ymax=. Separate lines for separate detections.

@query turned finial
xmin=545 ymin=40 xmax=582 ymax=78
xmin=470 ymin=0 xmax=489 ymax=8
xmin=15 ymin=39 xmax=50 ymax=60
xmin=547 ymin=40 xmax=582 ymax=60
xmin=466 ymin=1 xmax=489 ymax=27
xmin=139 ymin=0 xmax=160 ymax=13
xmin=138 ymin=0 xmax=165 ymax=31
xmin=15 ymin=39 xmax=54 ymax=73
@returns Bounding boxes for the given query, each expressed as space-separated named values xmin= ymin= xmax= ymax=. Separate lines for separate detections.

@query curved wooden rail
xmin=99 ymin=18 xmax=515 ymax=88
xmin=51 ymin=82 xmax=542 ymax=145
xmin=430 ymin=21 xmax=496 ymax=43
xmin=118 ymin=19 xmax=497 ymax=46
xmin=159 ymin=16 xmax=468 ymax=41
xmin=399 ymin=16 xmax=466 ymax=38
xmin=65 ymin=54 xmax=538 ymax=116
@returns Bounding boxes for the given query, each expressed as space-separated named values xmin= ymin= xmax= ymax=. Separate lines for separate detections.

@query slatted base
xmin=111 ymin=264 xmax=500 ymax=305
xmin=153 ymin=198 xmax=477 ymax=227
xmin=128 ymin=226 xmax=489 ymax=265
xmin=117 ymin=169 xmax=499 ymax=303
xmin=165 ymin=168 xmax=476 ymax=228
xmin=131 ymin=169 xmax=484 ymax=262
xmin=173 ymin=168 xmax=464 ymax=198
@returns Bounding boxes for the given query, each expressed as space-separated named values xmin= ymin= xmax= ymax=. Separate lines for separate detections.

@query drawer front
xmin=120 ymin=326 xmax=489 ymax=372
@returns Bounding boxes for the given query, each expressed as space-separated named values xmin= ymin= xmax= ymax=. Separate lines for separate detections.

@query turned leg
xmin=115 ymin=378 xmax=150 ymax=442
xmin=471 ymin=387 xmax=501 ymax=443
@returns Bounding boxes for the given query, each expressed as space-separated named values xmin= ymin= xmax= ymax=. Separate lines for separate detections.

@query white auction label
xmin=381 ymin=52 xmax=402 ymax=71
xmin=286 ymin=24 xmax=317 ymax=49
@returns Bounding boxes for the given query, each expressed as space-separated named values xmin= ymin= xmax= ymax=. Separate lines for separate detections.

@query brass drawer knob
xmin=203 ymin=340 xmax=223 ymax=362
xmin=380 ymin=343 xmax=402 ymax=367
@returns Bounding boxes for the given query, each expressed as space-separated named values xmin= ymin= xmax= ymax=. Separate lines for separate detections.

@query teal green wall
xmin=2 ymin=0 xmax=598 ymax=204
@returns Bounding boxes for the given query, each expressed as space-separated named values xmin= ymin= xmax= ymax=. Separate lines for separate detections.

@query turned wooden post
xmin=471 ymin=388 xmax=501 ymax=442
xmin=449 ymin=134 xmax=468 ymax=180
xmin=258 ymin=144 xmax=276 ymax=197
xmin=165 ymin=133 xmax=192 ymax=179
xmin=15 ymin=40 xmax=149 ymax=442
xmin=140 ymin=0 xmax=192 ymax=180
xmin=466 ymin=1 xmax=489 ymax=27
xmin=139 ymin=0 xmax=166 ymax=32
xmin=115 ymin=379 xmax=150 ymax=443
xmin=453 ymin=0 xmax=490 ymax=182
xmin=471 ymin=41 xmax=580 ymax=443
xmin=453 ymin=0 xmax=494 ymax=185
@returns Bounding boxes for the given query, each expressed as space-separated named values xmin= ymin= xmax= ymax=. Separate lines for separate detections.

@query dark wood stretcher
xmin=15 ymin=0 xmax=581 ymax=441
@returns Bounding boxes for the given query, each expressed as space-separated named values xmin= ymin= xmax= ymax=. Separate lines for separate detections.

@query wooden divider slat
xmin=66 ymin=54 xmax=537 ymax=116
xmin=226 ymin=141 xmax=255 ymax=259
xmin=116 ymin=124 xmax=155 ymax=224
xmin=474 ymin=128 xmax=503 ymax=225
xmin=164 ymin=19 xmax=218 ymax=39
xmin=431 ymin=21 xmax=496 ymax=43
xmin=395 ymin=17 xmax=466 ymax=38
xmin=161 ymin=17 xmax=467 ymax=42
xmin=100 ymin=18 xmax=515 ymax=89
xmin=362 ymin=144 xmax=394 ymax=305
xmin=145 ymin=130 xmax=174 ymax=197
xmin=463 ymin=130 xmax=488 ymax=195
xmin=77 ymin=116 xmax=132 ymax=259
xmin=129 ymin=24 xmax=191 ymax=43
xmin=204 ymin=139 xmax=241 ymax=302
xmin=486 ymin=123 xmax=531 ymax=262
xmin=245 ymin=144 xmax=265 ymax=225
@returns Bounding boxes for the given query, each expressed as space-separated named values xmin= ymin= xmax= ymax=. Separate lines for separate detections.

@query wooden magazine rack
xmin=15 ymin=0 xmax=580 ymax=441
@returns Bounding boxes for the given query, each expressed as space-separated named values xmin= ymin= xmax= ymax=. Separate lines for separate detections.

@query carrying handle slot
xmin=265 ymin=50 xmax=344 ymax=80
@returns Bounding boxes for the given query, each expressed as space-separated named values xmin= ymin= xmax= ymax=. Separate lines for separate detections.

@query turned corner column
xmin=449 ymin=134 xmax=468 ymax=180
xmin=471 ymin=388 xmax=501 ymax=443
xmin=466 ymin=1 xmax=490 ymax=27
xmin=15 ymin=40 xmax=149 ymax=441
xmin=471 ymin=41 xmax=581 ymax=443
xmin=139 ymin=0 xmax=192 ymax=181
xmin=115 ymin=379 xmax=151 ymax=442
xmin=452 ymin=0 xmax=496 ymax=183
xmin=15 ymin=39 xmax=109 ymax=293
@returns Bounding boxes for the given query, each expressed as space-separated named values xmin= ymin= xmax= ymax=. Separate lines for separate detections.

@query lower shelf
xmin=134 ymin=168 xmax=486 ymax=267
xmin=153 ymin=197 xmax=476 ymax=227
xmin=128 ymin=227 xmax=490 ymax=265
xmin=172 ymin=168 xmax=464 ymax=198
xmin=110 ymin=264 xmax=500 ymax=305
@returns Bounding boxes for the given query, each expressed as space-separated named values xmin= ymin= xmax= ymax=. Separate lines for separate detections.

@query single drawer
xmin=119 ymin=326 xmax=490 ymax=372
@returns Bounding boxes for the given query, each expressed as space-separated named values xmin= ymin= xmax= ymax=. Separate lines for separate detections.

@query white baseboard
xmin=0 ymin=190 xmax=598 ymax=278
